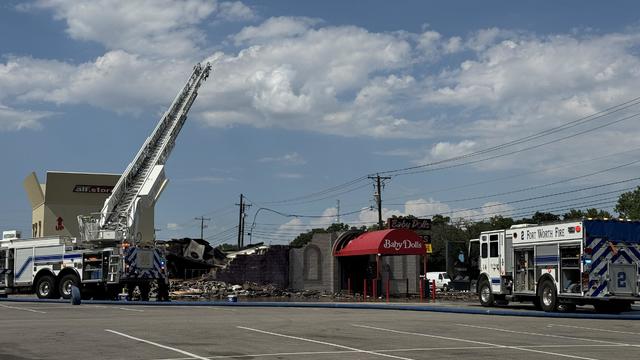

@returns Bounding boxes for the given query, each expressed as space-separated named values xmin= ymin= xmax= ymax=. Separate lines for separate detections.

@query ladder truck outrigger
xmin=473 ymin=219 xmax=640 ymax=313
xmin=0 ymin=62 xmax=212 ymax=301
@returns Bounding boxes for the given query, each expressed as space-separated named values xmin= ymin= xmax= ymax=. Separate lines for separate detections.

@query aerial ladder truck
xmin=0 ymin=62 xmax=212 ymax=300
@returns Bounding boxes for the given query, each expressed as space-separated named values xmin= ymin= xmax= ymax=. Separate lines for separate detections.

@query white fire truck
xmin=0 ymin=62 xmax=211 ymax=300
xmin=474 ymin=220 xmax=640 ymax=312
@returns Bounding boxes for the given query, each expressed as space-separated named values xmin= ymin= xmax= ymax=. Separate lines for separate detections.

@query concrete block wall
xmin=380 ymin=255 xmax=421 ymax=295
xmin=289 ymin=233 xmax=338 ymax=293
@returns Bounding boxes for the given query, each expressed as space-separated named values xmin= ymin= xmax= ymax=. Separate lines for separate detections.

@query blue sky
xmin=2 ymin=0 xmax=640 ymax=246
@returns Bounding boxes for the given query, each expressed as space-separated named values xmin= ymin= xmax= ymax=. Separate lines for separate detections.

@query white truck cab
xmin=426 ymin=271 xmax=451 ymax=291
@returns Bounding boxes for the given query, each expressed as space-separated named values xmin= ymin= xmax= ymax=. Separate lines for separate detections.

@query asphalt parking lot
xmin=1 ymin=302 xmax=639 ymax=360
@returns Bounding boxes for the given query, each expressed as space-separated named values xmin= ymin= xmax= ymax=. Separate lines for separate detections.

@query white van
xmin=426 ymin=272 xmax=451 ymax=291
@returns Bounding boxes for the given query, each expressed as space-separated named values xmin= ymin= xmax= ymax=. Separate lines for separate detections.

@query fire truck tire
xmin=538 ymin=279 xmax=558 ymax=312
xmin=479 ymin=280 xmax=494 ymax=307
xmin=139 ymin=283 xmax=150 ymax=301
xmin=71 ymin=285 xmax=81 ymax=305
xmin=35 ymin=274 xmax=57 ymax=299
xmin=58 ymin=274 xmax=80 ymax=300
xmin=532 ymin=297 xmax=542 ymax=310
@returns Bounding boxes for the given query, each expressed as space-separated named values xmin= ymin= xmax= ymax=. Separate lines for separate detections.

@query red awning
xmin=333 ymin=229 xmax=426 ymax=256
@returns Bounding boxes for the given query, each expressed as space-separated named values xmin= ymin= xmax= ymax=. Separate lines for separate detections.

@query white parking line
xmin=457 ymin=323 xmax=634 ymax=347
xmin=354 ymin=324 xmax=601 ymax=360
xmin=150 ymin=344 xmax=630 ymax=360
xmin=548 ymin=324 xmax=640 ymax=336
xmin=14 ymin=305 xmax=108 ymax=310
xmin=0 ymin=303 xmax=46 ymax=314
xmin=238 ymin=326 xmax=415 ymax=360
xmin=116 ymin=307 xmax=145 ymax=312
xmin=105 ymin=329 xmax=209 ymax=360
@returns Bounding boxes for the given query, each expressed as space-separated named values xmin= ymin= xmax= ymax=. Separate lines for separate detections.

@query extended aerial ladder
xmin=79 ymin=62 xmax=212 ymax=246
xmin=70 ymin=62 xmax=212 ymax=299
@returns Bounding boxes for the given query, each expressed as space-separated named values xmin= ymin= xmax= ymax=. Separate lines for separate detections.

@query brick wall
xmin=214 ymin=245 xmax=289 ymax=288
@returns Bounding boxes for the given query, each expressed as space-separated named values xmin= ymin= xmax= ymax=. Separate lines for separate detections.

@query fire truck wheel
xmin=532 ymin=297 xmax=542 ymax=310
xmin=139 ymin=283 xmax=150 ymax=301
xmin=58 ymin=274 xmax=80 ymax=300
xmin=539 ymin=279 xmax=558 ymax=312
xmin=35 ymin=274 xmax=57 ymax=299
xmin=479 ymin=280 xmax=494 ymax=307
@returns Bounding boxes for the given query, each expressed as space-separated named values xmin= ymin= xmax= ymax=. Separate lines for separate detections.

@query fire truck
xmin=474 ymin=219 xmax=640 ymax=312
xmin=0 ymin=62 xmax=211 ymax=300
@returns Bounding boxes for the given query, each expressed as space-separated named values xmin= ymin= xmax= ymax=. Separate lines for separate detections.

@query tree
xmin=524 ymin=211 xmax=560 ymax=224
xmin=290 ymin=228 xmax=324 ymax=248
xmin=563 ymin=209 xmax=585 ymax=220
xmin=289 ymin=223 xmax=351 ymax=248
xmin=584 ymin=208 xmax=612 ymax=219
xmin=563 ymin=208 xmax=613 ymax=220
xmin=615 ymin=186 xmax=640 ymax=219
xmin=489 ymin=215 xmax=514 ymax=230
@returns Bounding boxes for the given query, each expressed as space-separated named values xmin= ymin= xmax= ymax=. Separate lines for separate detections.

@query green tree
xmin=489 ymin=215 xmax=514 ymax=229
xmin=290 ymin=228 xmax=324 ymax=248
xmin=563 ymin=209 xmax=585 ymax=220
xmin=289 ymin=223 xmax=351 ymax=248
xmin=584 ymin=208 xmax=612 ymax=218
xmin=563 ymin=208 xmax=613 ymax=220
xmin=615 ymin=186 xmax=640 ymax=219
xmin=522 ymin=211 xmax=560 ymax=224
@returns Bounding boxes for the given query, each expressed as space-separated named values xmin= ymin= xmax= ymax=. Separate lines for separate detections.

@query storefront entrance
xmin=333 ymin=229 xmax=426 ymax=297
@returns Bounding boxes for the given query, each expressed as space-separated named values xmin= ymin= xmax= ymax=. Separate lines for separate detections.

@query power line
xmin=399 ymin=176 xmax=640 ymax=219
xmin=258 ymin=176 xmax=370 ymax=205
xmin=390 ymin=110 xmax=640 ymax=178
xmin=382 ymin=146 xmax=640 ymax=203
xmin=204 ymin=225 xmax=238 ymax=240
xmin=385 ymin=158 xmax=640 ymax=206
xmin=378 ymin=96 xmax=640 ymax=176
xmin=245 ymin=96 xmax=640 ymax=209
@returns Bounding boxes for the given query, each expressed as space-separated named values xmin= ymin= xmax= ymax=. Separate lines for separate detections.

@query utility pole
xmin=336 ymin=199 xmax=340 ymax=223
xmin=236 ymin=194 xmax=251 ymax=249
xmin=194 ymin=216 xmax=210 ymax=240
xmin=368 ymin=174 xmax=391 ymax=229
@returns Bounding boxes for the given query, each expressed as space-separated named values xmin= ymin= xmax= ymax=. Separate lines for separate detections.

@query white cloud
xmin=355 ymin=197 xmax=514 ymax=224
xmin=0 ymin=51 xmax=191 ymax=114
xmin=219 ymin=1 xmax=257 ymax=22
xmin=309 ymin=207 xmax=338 ymax=228
xmin=427 ymin=140 xmax=476 ymax=162
xmin=30 ymin=0 xmax=220 ymax=57
xmin=0 ymin=104 xmax=53 ymax=131
xmin=404 ymin=198 xmax=451 ymax=217
xmin=27 ymin=0 xmax=257 ymax=58
xmin=275 ymin=172 xmax=304 ymax=179
xmin=4 ymin=5 xmax=640 ymax=161
xmin=200 ymin=19 xmax=417 ymax=137
xmin=233 ymin=16 xmax=321 ymax=45
xmin=272 ymin=218 xmax=308 ymax=243
xmin=258 ymin=152 xmax=306 ymax=165
xmin=358 ymin=207 xmax=402 ymax=224
xmin=167 ymin=223 xmax=182 ymax=230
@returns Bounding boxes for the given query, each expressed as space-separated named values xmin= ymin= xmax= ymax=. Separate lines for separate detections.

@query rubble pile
xmin=168 ymin=276 xmax=477 ymax=302
xmin=169 ymin=277 xmax=295 ymax=300
xmin=432 ymin=290 xmax=476 ymax=302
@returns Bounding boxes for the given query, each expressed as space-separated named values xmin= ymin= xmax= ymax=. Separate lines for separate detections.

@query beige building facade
xmin=23 ymin=171 xmax=155 ymax=242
